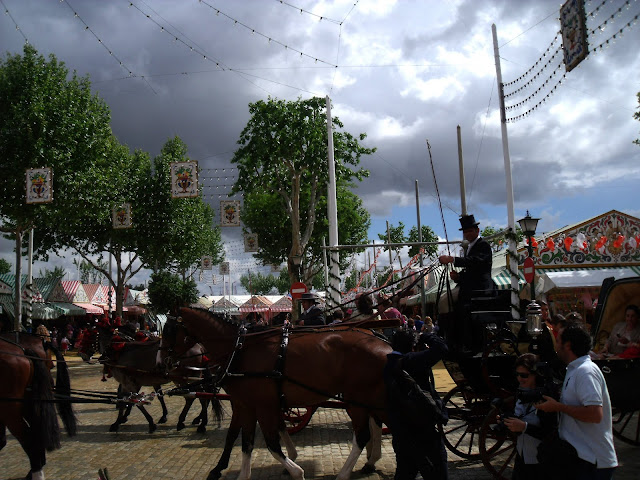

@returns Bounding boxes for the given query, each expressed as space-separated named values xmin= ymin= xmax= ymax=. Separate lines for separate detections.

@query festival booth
xmin=192 ymin=296 xmax=215 ymax=309
xmin=239 ymin=295 xmax=274 ymax=322
xmin=518 ymin=210 xmax=640 ymax=325
xmin=212 ymin=296 xmax=243 ymax=316
xmin=269 ymin=295 xmax=292 ymax=313
xmin=0 ymin=274 xmax=61 ymax=323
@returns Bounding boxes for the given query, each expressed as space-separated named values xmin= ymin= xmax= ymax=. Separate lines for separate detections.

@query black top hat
xmin=300 ymin=292 xmax=319 ymax=303
xmin=459 ymin=214 xmax=480 ymax=231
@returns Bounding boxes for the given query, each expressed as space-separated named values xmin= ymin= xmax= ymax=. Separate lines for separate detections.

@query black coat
xmin=299 ymin=304 xmax=325 ymax=326
xmin=453 ymin=236 xmax=494 ymax=303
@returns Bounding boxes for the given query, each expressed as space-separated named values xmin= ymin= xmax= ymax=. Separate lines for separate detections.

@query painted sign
xmin=171 ymin=161 xmax=199 ymax=198
xmin=26 ymin=167 xmax=53 ymax=204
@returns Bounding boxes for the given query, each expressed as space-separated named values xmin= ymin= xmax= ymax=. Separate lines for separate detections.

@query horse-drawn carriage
xmin=436 ymin=274 xmax=640 ymax=480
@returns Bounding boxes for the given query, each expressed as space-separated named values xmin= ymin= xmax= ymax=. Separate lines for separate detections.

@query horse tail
xmin=48 ymin=344 xmax=78 ymax=436
xmin=24 ymin=348 xmax=61 ymax=452
xmin=210 ymin=394 xmax=223 ymax=425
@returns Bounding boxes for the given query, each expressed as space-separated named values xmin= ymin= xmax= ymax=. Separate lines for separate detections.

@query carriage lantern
xmin=526 ymin=300 xmax=544 ymax=338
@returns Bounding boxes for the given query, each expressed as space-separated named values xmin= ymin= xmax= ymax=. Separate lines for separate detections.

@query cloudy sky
xmin=1 ymin=0 xmax=639 ymax=294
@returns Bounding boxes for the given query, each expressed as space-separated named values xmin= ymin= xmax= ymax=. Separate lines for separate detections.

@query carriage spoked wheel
xmin=481 ymin=337 xmax=520 ymax=398
xmin=282 ymin=406 xmax=317 ymax=435
xmin=612 ymin=408 xmax=640 ymax=445
xmin=438 ymin=385 xmax=492 ymax=459
xmin=479 ymin=405 xmax=517 ymax=480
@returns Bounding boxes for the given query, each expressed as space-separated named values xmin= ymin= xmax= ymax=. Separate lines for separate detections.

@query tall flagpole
xmin=492 ymin=24 xmax=520 ymax=320
xmin=326 ymin=96 xmax=340 ymax=309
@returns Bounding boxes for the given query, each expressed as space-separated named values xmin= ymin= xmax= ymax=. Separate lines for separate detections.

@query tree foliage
xmin=147 ymin=271 xmax=198 ymax=314
xmin=0 ymin=259 xmax=10 ymax=275
xmin=377 ymin=222 xmax=439 ymax=267
xmin=481 ymin=225 xmax=524 ymax=252
xmin=231 ymin=96 xmax=374 ymax=286
xmin=38 ymin=266 xmax=66 ymax=281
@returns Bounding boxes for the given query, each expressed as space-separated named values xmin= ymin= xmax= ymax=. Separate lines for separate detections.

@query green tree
xmin=481 ymin=225 xmax=524 ymax=252
xmin=407 ymin=225 xmax=439 ymax=258
xmin=0 ymin=259 xmax=11 ymax=275
xmin=239 ymin=271 xmax=278 ymax=295
xmin=274 ymin=269 xmax=292 ymax=294
xmin=38 ymin=266 xmax=66 ymax=281
xmin=0 ymin=45 xmax=113 ymax=320
xmin=73 ymin=258 xmax=107 ymax=284
xmin=377 ymin=222 xmax=407 ymax=268
xmin=147 ymin=270 xmax=198 ymax=315
xmin=231 ymin=96 xmax=374 ymax=287
xmin=138 ymin=137 xmax=224 ymax=277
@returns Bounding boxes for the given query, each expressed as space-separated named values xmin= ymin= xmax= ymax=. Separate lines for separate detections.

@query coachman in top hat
xmin=438 ymin=214 xmax=494 ymax=353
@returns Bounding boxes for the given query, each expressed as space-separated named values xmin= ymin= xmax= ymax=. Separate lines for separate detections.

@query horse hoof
xmin=109 ymin=424 xmax=119 ymax=432
xmin=360 ymin=464 xmax=376 ymax=474
xmin=197 ymin=425 xmax=206 ymax=433
xmin=177 ymin=422 xmax=186 ymax=431
xmin=206 ymin=470 xmax=222 ymax=480
xmin=158 ymin=416 xmax=167 ymax=424
xmin=191 ymin=417 xmax=201 ymax=425
xmin=149 ymin=423 xmax=157 ymax=433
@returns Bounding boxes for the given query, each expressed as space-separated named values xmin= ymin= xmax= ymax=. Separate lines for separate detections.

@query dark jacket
xmin=299 ymin=305 xmax=325 ymax=326
xmin=453 ymin=236 xmax=494 ymax=303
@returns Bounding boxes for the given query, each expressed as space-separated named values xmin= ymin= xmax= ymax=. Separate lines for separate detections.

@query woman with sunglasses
xmin=501 ymin=353 xmax=557 ymax=480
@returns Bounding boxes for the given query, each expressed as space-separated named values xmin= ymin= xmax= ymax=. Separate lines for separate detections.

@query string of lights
xmin=505 ymin=72 xmax=566 ymax=123
xmin=0 ymin=0 xmax=28 ymax=43
xmin=60 ymin=0 xmax=158 ymax=94
xmin=503 ymin=46 xmax=562 ymax=98
xmin=505 ymin=60 xmax=564 ymax=111
xmin=197 ymin=0 xmax=339 ymax=68
xmin=589 ymin=0 xmax=634 ymax=34
xmin=503 ymin=33 xmax=561 ymax=87
xmin=274 ymin=0 xmax=342 ymax=25
xmin=127 ymin=1 xmax=226 ymax=70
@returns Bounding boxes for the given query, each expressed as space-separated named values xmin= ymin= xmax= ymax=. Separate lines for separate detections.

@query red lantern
xmin=564 ymin=237 xmax=573 ymax=251
xmin=546 ymin=238 xmax=555 ymax=251
xmin=595 ymin=236 xmax=607 ymax=250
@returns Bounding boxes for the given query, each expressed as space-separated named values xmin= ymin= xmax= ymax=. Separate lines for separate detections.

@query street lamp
xmin=291 ymin=252 xmax=303 ymax=281
xmin=517 ymin=210 xmax=540 ymax=300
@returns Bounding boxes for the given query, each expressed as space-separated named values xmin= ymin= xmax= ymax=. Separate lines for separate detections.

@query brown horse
xmin=78 ymin=326 xmax=215 ymax=433
xmin=178 ymin=307 xmax=391 ymax=480
xmin=0 ymin=332 xmax=77 ymax=480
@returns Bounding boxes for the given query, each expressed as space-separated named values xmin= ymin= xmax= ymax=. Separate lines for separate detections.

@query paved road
xmin=1 ymin=356 xmax=638 ymax=480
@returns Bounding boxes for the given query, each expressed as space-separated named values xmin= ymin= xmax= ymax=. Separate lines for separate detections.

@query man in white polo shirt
xmin=537 ymin=323 xmax=617 ymax=479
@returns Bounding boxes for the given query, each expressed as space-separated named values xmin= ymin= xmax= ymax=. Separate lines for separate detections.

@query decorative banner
xmin=219 ymin=261 xmax=230 ymax=275
xmin=201 ymin=255 xmax=213 ymax=270
xmin=220 ymin=200 xmax=241 ymax=227
xmin=26 ymin=167 xmax=53 ymax=204
xmin=244 ymin=233 xmax=259 ymax=252
xmin=270 ymin=264 xmax=280 ymax=273
xmin=171 ymin=161 xmax=199 ymax=198
xmin=112 ymin=203 xmax=133 ymax=229
xmin=560 ymin=0 xmax=588 ymax=72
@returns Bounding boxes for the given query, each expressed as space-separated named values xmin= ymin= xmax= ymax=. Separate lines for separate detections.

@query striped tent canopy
xmin=239 ymin=295 xmax=273 ymax=313
xmin=191 ymin=296 xmax=214 ymax=309
xmin=213 ymin=297 xmax=242 ymax=313
xmin=270 ymin=295 xmax=292 ymax=312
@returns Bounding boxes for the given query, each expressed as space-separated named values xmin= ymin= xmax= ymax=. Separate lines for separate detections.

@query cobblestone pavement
xmin=1 ymin=356 xmax=638 ymax=480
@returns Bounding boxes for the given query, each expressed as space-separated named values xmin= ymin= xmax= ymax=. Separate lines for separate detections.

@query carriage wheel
xmin=481 ymin=337 xmax=520 ymax=398
xmin=479 ymin=406 xmax=517 ymax=480
xmin=282 ymin=407 xmax=316 ymax=435
xmin=438 ymin=385 xmax=491 ymax=459
xmin=612 ymin=408 xmax=640 ymax=446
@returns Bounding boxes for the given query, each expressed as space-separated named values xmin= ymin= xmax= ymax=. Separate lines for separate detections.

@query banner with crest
xmin=171 ymin=161 xmax=199 ymax=198
xmin=220 ymin=200 xmax=241 ymax=227
xmin=112 ymin=203 xmax=133 ymax=229
xmin=26 ymin=167 xmax=53 ymax=204
xmin=244 ymin=233 xmax=259 ymax=252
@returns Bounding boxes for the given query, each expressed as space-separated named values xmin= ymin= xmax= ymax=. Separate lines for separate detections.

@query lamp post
xmin=517 ymin=210 xmax=540 ymax=301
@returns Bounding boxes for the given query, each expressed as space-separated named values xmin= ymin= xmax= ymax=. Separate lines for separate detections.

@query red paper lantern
xmin=564 ymin=237 xmax=573 ymax=251
xmin=546 ymin=238 xmax=555 ymax=250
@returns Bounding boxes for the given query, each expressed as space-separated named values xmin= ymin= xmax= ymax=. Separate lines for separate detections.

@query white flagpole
xmin=326 ymin=96 xmax=340 ymax=309
xmin=492 ymin=24 xmax=520 ymax=320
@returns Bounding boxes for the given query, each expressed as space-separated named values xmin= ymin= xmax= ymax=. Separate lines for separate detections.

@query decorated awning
xmin=213 ymin=297 xmax=241 ymax=313
xmin=191 ymin=296 xmax=214 ymax=309
xmin=542 ymin=266 xmax=640 ymax=288
xmin=0 ymin=295 xmax=61 ymax=320
xmin=51 ymin=302 xmax=88 ymax=316
xmin=73 ymin=302 xmax=104 ymax=314
xmin=269 ymin=295 xmax=292 ymax=312
xmin=126 ymin=305 xmax=147 ymax=315
xmin=492 ymin=269 xmax=526 ymax=290
xmin=239 ymin=295 xmax=273 ymax=312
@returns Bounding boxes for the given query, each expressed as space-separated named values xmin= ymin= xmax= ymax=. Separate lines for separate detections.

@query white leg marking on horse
xmin=237 ymin=451 xmax=252 ymax=480
xmin=336 ymin=433 xmax=363 ymax=480
xmin=31 ymin=471 xmax=45 ymax=480
xmin=269 ymin=450 xmax=304 ymax=480
xmin=280 ymin=430 xmax=298 ymax=461
xmin=364 ymin=417 xmax=382 ymax=466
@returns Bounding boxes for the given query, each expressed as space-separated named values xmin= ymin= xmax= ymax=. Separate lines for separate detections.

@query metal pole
xmin=14 ymin=229 xmax=22 ymax=335
xmin=457 ymin=125 xmax=467 ymax=216
xmin=26 ymin=229 xmax=33 ymax=328
xmin=493 ymin=23 xmax=519 ymax=320
xmin=326 ymin=96 xmax=340 ymax=309
xmin=415 ymin=180 xmax=426 ymax=319
xmin=528 ymin=239 xmax=535 ymax=301
xmin=322 ymin=237 xmax=329 ymax=288
xmin=386 ymin=221 xmax=393 ymax=266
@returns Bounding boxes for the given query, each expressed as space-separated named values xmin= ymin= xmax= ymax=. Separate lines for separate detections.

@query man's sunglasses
xmin=515 ymin=372 xmax=530 ymax=379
